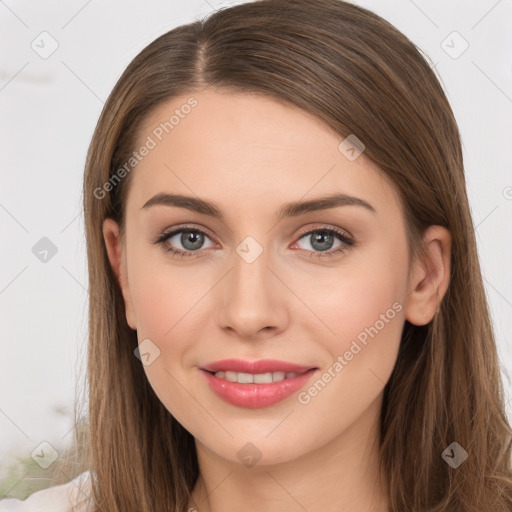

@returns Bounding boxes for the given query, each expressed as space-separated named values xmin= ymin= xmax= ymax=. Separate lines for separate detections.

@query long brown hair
xmin=66 ymin=0 xmax=512 ymax=509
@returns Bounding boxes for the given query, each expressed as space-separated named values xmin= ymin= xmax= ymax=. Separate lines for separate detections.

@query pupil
xmin=312 ymin=232 xmax=333 ymax=252
xmin=182 ymin=231 xmax=203 ymax=250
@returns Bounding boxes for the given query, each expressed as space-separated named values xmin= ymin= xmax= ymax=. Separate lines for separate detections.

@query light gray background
xmin=1 ymin=0 xmax=511 ymax=478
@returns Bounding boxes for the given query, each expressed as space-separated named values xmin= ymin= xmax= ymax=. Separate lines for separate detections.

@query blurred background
xmin=1 ymin=0 xmax=511 ymax=499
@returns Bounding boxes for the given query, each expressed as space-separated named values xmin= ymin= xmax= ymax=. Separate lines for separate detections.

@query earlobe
xmin=102 ymin=218 xmax=137 ymax=330
xmin=404 ymin=225 xmax=451 ymax=326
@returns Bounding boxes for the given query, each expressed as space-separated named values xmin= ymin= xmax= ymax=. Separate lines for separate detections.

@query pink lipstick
xmin=199 ymin=358 xmax=318 ymax=408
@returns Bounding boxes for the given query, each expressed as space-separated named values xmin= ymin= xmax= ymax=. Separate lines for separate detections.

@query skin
xmin=103 ymin=89 xmax=451 ymax=512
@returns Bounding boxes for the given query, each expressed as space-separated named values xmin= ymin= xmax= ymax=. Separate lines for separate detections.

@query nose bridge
xmin=233 ymin=236 xmax=269 ymax=293
xmin=230 ymin=234 xmax=274 ymax=306
xmin=217 ymin=233 xmax=287 ymax=336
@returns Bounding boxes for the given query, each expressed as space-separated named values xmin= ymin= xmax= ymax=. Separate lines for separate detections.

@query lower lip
xmin=199 ymin=368 xmax=318 ymax=409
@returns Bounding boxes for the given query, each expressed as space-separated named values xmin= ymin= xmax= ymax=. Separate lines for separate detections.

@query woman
xmin=2 ymin=0 xmax=511 ymax=510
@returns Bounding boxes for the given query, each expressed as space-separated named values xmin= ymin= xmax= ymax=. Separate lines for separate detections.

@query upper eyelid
xmin=158 ymin=223 xmax=353 ymax=245
xmin=295 ymin=224 xmax=352 ymax=239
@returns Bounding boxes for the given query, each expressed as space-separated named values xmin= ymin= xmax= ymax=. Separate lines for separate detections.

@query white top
xmin=0 ymin=471 xmax=92 ymax=512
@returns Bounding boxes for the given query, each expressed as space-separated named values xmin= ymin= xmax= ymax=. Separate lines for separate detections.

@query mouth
xmin=203 ymin=369 xmax=310 ymax=384
xmin=200 ymin=358 xmax=317 ymax=375
xmin=198 ymin=359 xmax=319 ymax=408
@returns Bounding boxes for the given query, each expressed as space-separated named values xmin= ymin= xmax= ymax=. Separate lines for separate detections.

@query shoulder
xmin=0 ymin=471 xmax=93 ymax=512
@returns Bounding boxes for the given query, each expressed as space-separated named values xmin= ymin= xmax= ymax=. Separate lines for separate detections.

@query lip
xmin=200 ymin=358 xmax=316 ymax=374
xmin=199 ymin=363 xmax=319 ymax=409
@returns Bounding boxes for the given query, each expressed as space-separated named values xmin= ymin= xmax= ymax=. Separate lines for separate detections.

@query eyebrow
xmin=140 ymin=192 xmax=377 ymax=220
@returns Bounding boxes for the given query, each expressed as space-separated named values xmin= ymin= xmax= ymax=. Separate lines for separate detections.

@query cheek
xmin=297 ymin=231 xmax=407 ymax=392
xmin=129 ymin=257 xmax=206 ymax=346
xmin=127 ymin=256 xmax=210 ymax=424
xmin=291 ymin=281 xmax=404 ymax=431
xmin=127 ymin=248 xmax=220 ymax=396
xmin=301 ymin=232 xmax=406 ymax=336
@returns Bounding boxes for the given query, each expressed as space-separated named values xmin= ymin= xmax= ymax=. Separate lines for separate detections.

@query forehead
xmin=126 ymin=89 xmax=400 ymax=220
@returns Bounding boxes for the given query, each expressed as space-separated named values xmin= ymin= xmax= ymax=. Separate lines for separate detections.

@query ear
xmin=404 ymin=225 xmax=451 ymax=326
xmin=102 ymin=218 xmax=137 ymax=330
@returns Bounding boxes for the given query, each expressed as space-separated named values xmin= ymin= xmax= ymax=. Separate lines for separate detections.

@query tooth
xmin=212 ymin=370 xmax=300 ymax=383
xmin=224 ymin=371 xmax=238 ymax=382
xmin=253 ymin=372 xmax=273 ymax=384
xmin=272 ymin=371 xmax=285 ymax=382
xmin=237 ymin=372 xmax=254 ymax=383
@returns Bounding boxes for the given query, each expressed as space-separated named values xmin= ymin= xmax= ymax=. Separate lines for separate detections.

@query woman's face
xmin=103 ymin=89 xmax=435 ymax=467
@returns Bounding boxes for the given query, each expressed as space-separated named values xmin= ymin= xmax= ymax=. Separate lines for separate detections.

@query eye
xmin=292 ymin=226 xmax=355 ymax=258
xmin=154 ymin=225 xmax=355 ymax=259
xmin=154 ymin=226 xmax=216 ymax=258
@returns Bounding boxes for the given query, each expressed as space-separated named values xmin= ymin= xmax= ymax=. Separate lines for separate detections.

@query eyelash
xmin=153 ymin=225 xmax=355 ymax=259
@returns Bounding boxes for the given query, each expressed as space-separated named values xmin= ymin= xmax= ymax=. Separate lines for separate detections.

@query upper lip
xmin=200 ymin=359 xmax=317 ymax=374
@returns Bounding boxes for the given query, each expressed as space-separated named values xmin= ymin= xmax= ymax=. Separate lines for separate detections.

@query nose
xmin=216 ymin=242 xmax=289 ymax=340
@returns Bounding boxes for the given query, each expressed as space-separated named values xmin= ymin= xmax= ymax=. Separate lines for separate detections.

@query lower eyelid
xmin=157 ymin=227 xmax=353 ymax=256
